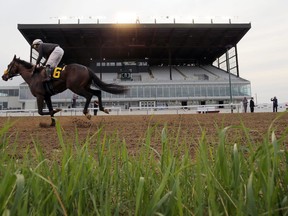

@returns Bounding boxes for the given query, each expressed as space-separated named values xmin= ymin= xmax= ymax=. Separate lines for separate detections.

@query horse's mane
xmin=15 ymin=58 xmax=34 ymax=69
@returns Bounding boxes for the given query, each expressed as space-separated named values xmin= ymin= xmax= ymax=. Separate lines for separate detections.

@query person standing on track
xmin=249 ymin=97 xmax=255 ymax=113
xmin=271 ymin=96 xmax=278 ymax=112
xmin=242 ymin=97 xmax=248 ymax=113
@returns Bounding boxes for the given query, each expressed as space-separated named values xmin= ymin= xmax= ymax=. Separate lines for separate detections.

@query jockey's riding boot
xmin=43 ymin=66 xmax=53 ymax=82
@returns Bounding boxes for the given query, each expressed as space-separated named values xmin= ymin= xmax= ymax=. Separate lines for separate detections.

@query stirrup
xmin=44 ymin=67 xmax=53 ymax=81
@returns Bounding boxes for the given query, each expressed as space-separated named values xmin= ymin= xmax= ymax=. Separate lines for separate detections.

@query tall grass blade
xmin=247 ymin=173 xmax=257 ymax=216
xmin=135 ymin=177 xmax=145 ymax=216
xmin=10 ymin=174 xmax=25 ymax=216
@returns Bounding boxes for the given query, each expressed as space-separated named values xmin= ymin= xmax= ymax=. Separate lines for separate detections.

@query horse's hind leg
xmin=88 ymin=89 xmax=109 ymax=114
xmin=70 ymin=89 xmax=93 ymax=119
xmin=82 ymin=94 xmax=93 ymax=119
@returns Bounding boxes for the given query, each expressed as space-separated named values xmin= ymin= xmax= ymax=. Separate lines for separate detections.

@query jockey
xmin=32 ymin=39 xmax=64 ymax=82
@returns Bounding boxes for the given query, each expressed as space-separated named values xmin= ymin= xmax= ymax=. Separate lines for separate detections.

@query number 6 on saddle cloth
xmin=51 ymin=66 xmax=63 ymax=79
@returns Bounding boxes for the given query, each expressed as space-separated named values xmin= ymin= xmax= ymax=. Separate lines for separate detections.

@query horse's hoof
xmin=104 ymin=109 xmax=109 ymax=114
xmin=39 ymin=122 xmax=51 ymax=128
xmin=86 ymin=114 xmax=92 ymax=120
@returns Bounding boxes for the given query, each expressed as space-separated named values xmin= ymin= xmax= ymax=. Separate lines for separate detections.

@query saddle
xmin=42 ymin=66 xmax=65 ymax=96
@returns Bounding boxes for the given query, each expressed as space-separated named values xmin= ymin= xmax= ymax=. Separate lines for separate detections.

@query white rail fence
xmin=0 ymin=103 xmax=287 ymax=117
xmin=0 ymin=104 xmax=239 ymax=117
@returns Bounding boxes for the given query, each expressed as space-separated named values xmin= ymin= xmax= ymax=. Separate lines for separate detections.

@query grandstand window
xmin=0 ymin=90 xmax=8 ymax=97
xmin=170 ymin=86 xmax=176 ymax=97
xmin=219 ymin=86 xmax=226 ymax=96
xmin=144 ymin=87 xmax=151 ymax=98
xmin=176 ymin=86 xmax=182 ymax=97
xmin=213 ymin=86 xmax=220 ymax=96
xmin=207 ymin=86 xmax=213 ymax=96
xmin=189 ymin=86 xmax=194 ymax=97
xmin=123 ymin=90 xmax=129 ymax=97
xmin=138 ymin=87 xmax=144 ymax=97
xmin=240 ymin=84 xmax=251 ymax=96
xmin=9 ymin=89 xmax=19 ymax=96
xmin=225 ymin=86 xmax=230 ymax=96
xmin=182 ymin=86 xmax=189 ymax=97
xmin=201 ymin=86 xmax=207 ymax=97
xmin=130 ymin=87 xmax=137 ymax=97
xmin=195 ymin=86 xmax=201 ymax=97
xmin=164 ymin=87 xmax=170 ymax=97
xmin=232 ymin=85 xmax=239 ymax=96
xmin=157 ymin=87 xmax=163 ymax=97
xmin=151 ymin=87 xmax=157 ymax=97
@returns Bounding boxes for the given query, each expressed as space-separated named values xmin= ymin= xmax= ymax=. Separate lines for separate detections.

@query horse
xmin=2 ymin=55 xmax=128 ymax=126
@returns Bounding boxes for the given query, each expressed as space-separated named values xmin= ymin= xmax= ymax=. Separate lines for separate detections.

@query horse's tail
xmin=88 ymin=68 xmax=128 ymax=94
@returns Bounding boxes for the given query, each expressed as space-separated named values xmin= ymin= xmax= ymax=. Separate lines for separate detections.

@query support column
xmin=234 ymin=45 xmax=240 ymax=77
xmin=169 ymin=48 xmax=172 ymax=80
xmin=226 ymin=47 xmax=233 ymax=113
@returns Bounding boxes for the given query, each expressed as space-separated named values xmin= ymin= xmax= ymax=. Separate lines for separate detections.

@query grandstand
xmin=1 ymin=22 xmax=251 ymax=110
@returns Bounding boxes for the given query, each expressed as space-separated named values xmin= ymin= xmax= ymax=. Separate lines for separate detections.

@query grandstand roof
xmin=18 ymin=23 xmax=251 ymax=65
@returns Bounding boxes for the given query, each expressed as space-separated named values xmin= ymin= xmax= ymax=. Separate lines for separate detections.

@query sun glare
xmin=115 ymin=12 xmax=137 ymax=23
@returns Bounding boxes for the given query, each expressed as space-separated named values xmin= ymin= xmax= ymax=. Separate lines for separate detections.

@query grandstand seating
xmin=94 ymin=65 xmax=248 ymax=83
xmin=202 ymin=65 xmax=244 ymax=81
xmin=150 ymin=66 xmax=171 ymax=81
xmin=148 ymin=65 xmax=244 ymax=82
xmin=135 ymin=73 xmax=151 ymax=81
xmin=99 ymin=73 xmax=118 ymax=81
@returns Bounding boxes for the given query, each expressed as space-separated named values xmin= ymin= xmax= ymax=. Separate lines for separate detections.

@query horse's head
xmin=2 ymin=55 xmax=20 ymax=81
xmin=2 ymin=55 xmax=33 ymax=81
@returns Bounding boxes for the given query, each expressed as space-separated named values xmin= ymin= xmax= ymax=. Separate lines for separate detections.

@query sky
xmin=0 ymin=0 xmax=287 ymax=104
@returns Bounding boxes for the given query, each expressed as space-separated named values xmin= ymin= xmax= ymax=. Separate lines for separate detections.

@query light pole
xmin=226 ymin=46 xmax=233 ymax=113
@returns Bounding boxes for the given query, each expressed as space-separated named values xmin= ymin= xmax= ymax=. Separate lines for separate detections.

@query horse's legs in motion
xmin=88 ymin=89 xmax=109 ymax=114
xmin=73 ymin=88 xmax=108 ymax=120
xmin=36 ymin=96 xmax=61 ymax=126
xmin=70 ymin=87 xmax=93 ymax=119
xmin=36 ymin=96 xmax=50 ymax=116
xmin=83 ymin=94 xmax=93 ymax=119
xmin=44 ymin=96 xmax=57 ymax=126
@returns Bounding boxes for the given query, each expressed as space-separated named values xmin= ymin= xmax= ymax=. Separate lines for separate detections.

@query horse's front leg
xmin=44 ymin=96 xmax=61 ymax=126
xmin=37 ymin=97 xmax=51 ymax=116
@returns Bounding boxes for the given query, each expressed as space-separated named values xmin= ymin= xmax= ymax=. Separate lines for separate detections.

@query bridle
xmin=4 ymin=59 xmax=20 ymax=79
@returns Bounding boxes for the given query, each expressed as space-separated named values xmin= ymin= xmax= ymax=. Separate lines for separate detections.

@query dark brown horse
xmin=2 ymin=55 xmax=128 ymax=126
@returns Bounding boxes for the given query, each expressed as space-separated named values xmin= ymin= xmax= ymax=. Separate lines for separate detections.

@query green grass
xmin=1 ymin=117 xmax=288 ymax=215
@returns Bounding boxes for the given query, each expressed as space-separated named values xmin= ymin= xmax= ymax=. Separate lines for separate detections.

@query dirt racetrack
xmin=1 ymin=112 xmax=288 ymax=159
